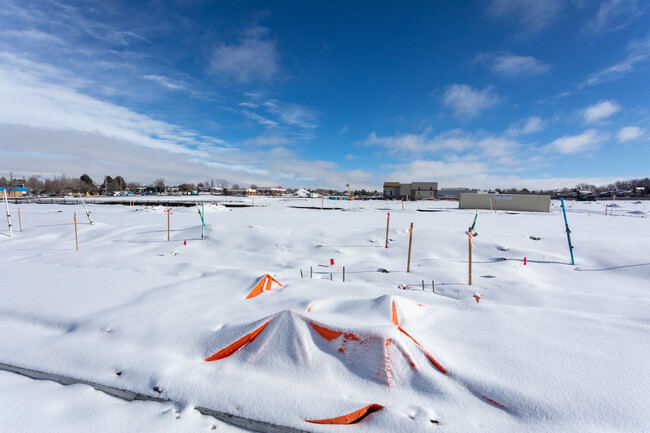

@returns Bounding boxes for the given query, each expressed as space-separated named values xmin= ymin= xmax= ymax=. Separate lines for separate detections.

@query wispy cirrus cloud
xmin=475 ymin=52 xmax=551 ymax=77
xmin=584 ymin=0 xmax=645 ymax=35
xmin=241 ymin=109 xmax=279 ymax=128
xmin=485 ymin=0 xmax=565 ymax=35
xmin=210 ymin=26 xmax=280 ymax=83
xmin=441 ymin=84 xmax=501 ymax=118
xmin=238 ymin=96 xmax=318 ymax=133
xmin=582 ymin=100 xmax=621 ymax=123
xmin=507 ymin=116 xmax=545 ymax=136
xmin=142 ymin=74 xmax=186 ymax=91
xmin=262 ymin=100 xmax=318 ymax=129
xmin=581 ymin=33 xmax=650 ymax=87
xmin=543 ymin=129 xmax=607 ymax=154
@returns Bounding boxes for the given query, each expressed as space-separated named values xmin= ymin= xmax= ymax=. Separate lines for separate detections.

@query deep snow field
xmin=0 ymin=197 xmax=648 ymax=433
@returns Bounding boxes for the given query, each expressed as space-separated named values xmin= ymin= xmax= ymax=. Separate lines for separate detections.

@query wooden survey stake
xmin=18 ymin=206 xmax=22 ymax=232
xmin=406 ymin=223 xmax=413 ymax=272
xmin=385 ymin=212 xmax=390 ymax=248
xmin=167 ymin=209 xmax=170 ymax=241
xmin=74 ymin=212 xmax=79 ymax=251
xmin=468 ymin=231 xmax=472 ymax=285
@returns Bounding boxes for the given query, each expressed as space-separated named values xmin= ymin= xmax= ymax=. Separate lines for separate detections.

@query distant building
xmin=256 ymin=187 xmax=286 ymax=196
xmin=227 ymin=188 xmax=256 ymax=196
xmin=0 ymin=186 xmax=28 ymax=197
xmin=459 ymin=193 xmax=550 ymax=213
xmin=295 ymin=188 xmax=319 ymax=198
xmin=438 ymin=187 xmax=477 ymax=200
xmin=383 ymin=182 xmax=438 ymax=200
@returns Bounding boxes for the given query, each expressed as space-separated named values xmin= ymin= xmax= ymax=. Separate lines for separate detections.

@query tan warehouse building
xmin=459 ymin=193 xmax=550 ymax=213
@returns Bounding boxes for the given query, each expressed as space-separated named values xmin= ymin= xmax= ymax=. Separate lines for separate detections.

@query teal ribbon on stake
xmin=198 ymin=203 xmax=206 ymax=240
xmin=560 ymin=198 xmax=574 ymax=265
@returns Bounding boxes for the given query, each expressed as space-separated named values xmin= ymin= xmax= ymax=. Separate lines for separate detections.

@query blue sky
xmin=0 ymin=0 xmax=648 ymax=190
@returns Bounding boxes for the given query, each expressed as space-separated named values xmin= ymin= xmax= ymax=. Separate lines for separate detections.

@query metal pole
xmin=82 ymin=200 xmax=93 ymax=225
xmin=560 ymin=198 xmax=575 ymax=265
xmin=3 ymin=190 xmax=12 ymax=237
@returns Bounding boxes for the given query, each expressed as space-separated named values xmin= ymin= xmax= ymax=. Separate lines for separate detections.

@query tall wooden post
xmin=385 ymin=212 xmax=390 ymax=248
xmin=468 ymin=231 xmax=472 ymax=285
xmin=406 ymin=223 xmax=413 ymax=272
xmin=74 ymin=213 xmax=79 ymax=251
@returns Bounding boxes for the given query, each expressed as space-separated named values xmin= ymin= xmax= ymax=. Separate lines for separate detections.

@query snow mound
xmin=205 ymin=305 xmax=446 ymax=387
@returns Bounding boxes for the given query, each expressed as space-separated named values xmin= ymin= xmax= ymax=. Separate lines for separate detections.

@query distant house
xmin=0 ymin=186 xmax=28 ymax=197
xmin=383 ymin=182 xmax=438 ymax=200
xmin=256 ymin=187 xmax=286 ymax=196
xmin=227 ymin=188 xmax=256 ymax=196
xmin=295 ymin=188 xmax=319 ymax=198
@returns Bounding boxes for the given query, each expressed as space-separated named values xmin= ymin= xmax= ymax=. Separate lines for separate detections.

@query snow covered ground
xmin=0 ymin=198 xmax=648 ymax=432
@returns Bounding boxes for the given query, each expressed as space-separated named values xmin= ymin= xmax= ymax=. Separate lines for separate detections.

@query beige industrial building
xmin=459 ymin=193 xmax=550 ymax=212
xmin=383 ymin=182 xmax=438 ymax=200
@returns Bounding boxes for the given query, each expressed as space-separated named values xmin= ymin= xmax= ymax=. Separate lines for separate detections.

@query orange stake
xmin=385 ymin=212 xmax=390 ymax=248
xmin=391 ymin=300 xmax=398 ymax=326
xmin=306 ymin=404 xmax=384 ymax=425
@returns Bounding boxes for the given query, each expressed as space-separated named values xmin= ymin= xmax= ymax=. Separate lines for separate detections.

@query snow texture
xmin=0 ymin=197 xmax=648 ymax=432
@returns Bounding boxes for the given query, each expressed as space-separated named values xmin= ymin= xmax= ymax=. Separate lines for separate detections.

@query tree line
xmin=0 ymin=174 xmax=231 ymax=195
xmin=494 ymin=177 xmax=650 ymax=196
xmin=1 ymin=173 xmax=647 ymax=197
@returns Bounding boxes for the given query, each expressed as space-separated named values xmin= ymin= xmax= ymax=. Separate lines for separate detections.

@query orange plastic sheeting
xmin=391 ymin=301 xmax=398 ymax=326
xmin=398 ymin=327 xmax=447 ymax=374
xmin=383 ymin=339 xmax=393 ymax=386
xmin=245 ymin=274 xmax=283 ymax=299
xmin=205 ymin=320 xmax=271 ymax=361
xmin=309 ymin=322 xmax=360 ymax=342
xmin=306 ymin=404 xmax=384 ymax=425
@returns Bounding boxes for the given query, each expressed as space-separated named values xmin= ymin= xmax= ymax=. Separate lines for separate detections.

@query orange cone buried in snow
xmin=245 ymin=274 xmax=283 ymax=299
